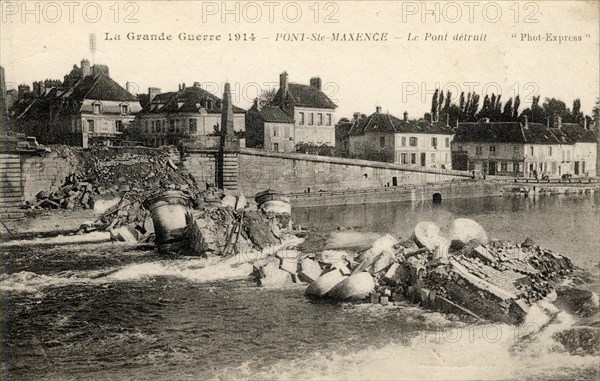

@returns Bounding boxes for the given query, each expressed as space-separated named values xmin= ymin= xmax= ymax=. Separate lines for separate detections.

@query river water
xmin=2 ymin=194 xmax=599 ymax=381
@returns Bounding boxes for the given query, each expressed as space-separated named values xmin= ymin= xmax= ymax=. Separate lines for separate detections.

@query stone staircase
xmin=0 ymin=153 xmax=24 ymax=221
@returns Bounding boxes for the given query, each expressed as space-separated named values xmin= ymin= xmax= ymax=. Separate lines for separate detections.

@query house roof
xmin=453 ymin=121 xmax=525 ymax=143
xmin=349 ymin=111 xmax=454 ymax=136
xmin=70 ymin=74 xmax=138 ymax=102
xmin=141 ymin=86 xmax=245 ymax=115
xmin=523 ymin=123 xmax=561 ymax=144
xmin=335 ymin=120 xmax=356 ymax=138
xmin=454 ymin=120 xmax=597 ymax=145
xmin=273 ymin=83 xmax=337 ymax=109
xmin=561 ymin=123 xmax=597 ymax=143
xmin=256 ymin=106 xmax=294 ymax=123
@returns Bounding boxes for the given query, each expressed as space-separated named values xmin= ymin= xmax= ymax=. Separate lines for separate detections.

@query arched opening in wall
xmin=392 ymin=177 xmax=398 ymax=187
xmin=433 ymin=193 xmax=442 ymax=204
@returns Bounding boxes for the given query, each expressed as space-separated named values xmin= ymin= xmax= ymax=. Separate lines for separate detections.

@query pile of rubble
xmin=27 ymin=174 xmax=96 ymax=210
xmin=23 ymin=146 xmax=203 ymax=237
xmin=251 ymin=218 xmax=576 ymax=324
xmin=188 ymin=189 xmax=297 ymax=257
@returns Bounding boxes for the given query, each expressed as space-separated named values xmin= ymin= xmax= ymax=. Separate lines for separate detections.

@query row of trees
xmin=429 ymin=89 xmax=598 ymax=128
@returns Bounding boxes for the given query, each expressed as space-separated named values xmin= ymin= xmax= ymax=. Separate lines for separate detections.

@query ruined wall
xmin=18 ymin=145 xmax=181 ymax=202
xmin=181 ymin=151 xmax=218 ymax=189
xmin=236 ymin=148 xmax=471 ymax=197
xmin=21 ymin=148 xmax=78 ymax=200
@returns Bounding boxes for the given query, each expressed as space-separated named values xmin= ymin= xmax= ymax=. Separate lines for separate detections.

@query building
xmin=452 ymin=116 xmax=597 ymax=178
xmin=334 ymin=113 xmax=366 ymax=157
xmin=134 ymin=82 xmax=246 ymax=147
xmin=246 ymin=72 xmax=337 ymax=152
xmin=560 ymin=120 xmax=597 ymax=177
xmin=245 ymin=99 xmax=295 ymax=152
xmin=348 ymin=107 xmax=454 ymax=168
xmin=11 ymin=59 xmax=141 ymax=147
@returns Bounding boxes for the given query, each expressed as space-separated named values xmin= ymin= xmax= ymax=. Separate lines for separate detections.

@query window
xmin=87 ymin=120 xmax=95 ymax=133
xmin=93 ymin=103 xmax=101 ymax=114
xmin=327 ymin=114 xmax=332 ymax=126
xmin=318 ymin=113 xmax=323 ymax=125
xmin=120 ymin=104 xmax=129 ymax=115
xmin=115 ymin=120 xmax=123 ymax=133
xmin=410 ymin=153 xmax=416 ymax=164
xmin=169 ymin=120 xmax=175 ymax=132
xmin=456 ymin=145 xmax=463 ymax=151
xmin=273 ymin=143 xmax=279 ymax=152
xmin=189 ymin=119 xmax=197 ymax=134
xmin=273 ymin=127 xmax=278 ymax=137
xmin=431 ymin=153 xmax=436 ymax=163
xmin=309 ymin=113 xmax=314 ymax=125
xmin=401 ymin=153 xmax=408 ymax=164
xmin=530 ymin=146 xmax=534 ymax=156
xmin=144 ymin=120 xmax=149 ymax=133
xmin=489 ymin=146 xmax=496 ymax=155
xmin=379 ymin=136 xmax=385 ymax=147
xmin=476 ymin=146 xmax=482 ymax=155
xmin=445 ymin=137 xmax=450 ymax=148
xmin=409 ymin=137 xmax=417 ymax=146
xmin=401 ymin=137 xmax=406 ymax=147
xmin=501 ymin=162 xmax=508 ymax=172
xmin=431 ymin=137 xmax=438 ymax=147
xmin=299 ymin=112 xmax=305 ymax=125
xmin=548 ymin=147 xmax=552 ymax=156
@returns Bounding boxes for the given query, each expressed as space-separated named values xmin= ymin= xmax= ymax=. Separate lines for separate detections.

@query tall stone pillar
xmin=218 ymin=83 xmax=240 ymax=191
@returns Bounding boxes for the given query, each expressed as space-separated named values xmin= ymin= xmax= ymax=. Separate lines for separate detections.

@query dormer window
xmin=120 ymin=104 xmax=129 ymax=115
xmin=93 ymin=102 xmax=101 ymax=114
xmin=206 ymin=100 xmax=213 ymax=109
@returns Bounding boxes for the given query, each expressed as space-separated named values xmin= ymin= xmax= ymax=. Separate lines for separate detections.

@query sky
xmin=1 ymin=0 xmax=599 ymax=119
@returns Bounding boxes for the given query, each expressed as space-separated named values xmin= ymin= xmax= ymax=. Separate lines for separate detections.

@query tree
xmin=592 ymin=98 xmax=599 ymax=127
xmin=503 ymin=98 xmax=513 ymax=120
xmin=513 ymin=95 xmax=521 ymax=119
xmin=258 ymin=88 xmax=277 ymax=107
xmin=443 ymin=90 xmax=452 ymax=112
xmin=431 ymin=89 xmax=439 ymax=119
xmin=467 ymin=94 xmax=480 ymax=120
xmin=570 ymin=98 xmax=583 ymax=123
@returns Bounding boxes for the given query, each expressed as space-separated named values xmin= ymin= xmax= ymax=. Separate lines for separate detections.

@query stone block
xmin=298 ymin=258 xmax=323 ymax=283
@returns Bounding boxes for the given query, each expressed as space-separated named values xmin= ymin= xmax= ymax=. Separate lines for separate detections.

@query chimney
xmin=126 ymin=81 xmax=135 ymax=95
xmin=584 ymin=118 xmax=588 ymax=130
xmin=403 ymin=111 xmax=408 ymax=122
xmin=376 ymin=106 xmax=382 ymax=113
xmin=32 ymin=81 xmax=45 ymax=97
xmin=148 ymin=87 xmax=161 ymax=102
xmin=18 ymin=84 xmax=30 ymax=99
xmin=310 ymin=77 xmax=322 ymax=91
xmin=524 ymin=115 xmax=529 ymax=128
xmin=279 ymin=71 xmax=288 ymax=107
xmin=81 ymin=59 xmax=91 ymax=77
xmin=193 ymin=82 xmax=201 ymax=88
xmin=446 ymin=113 xmax=450 ymax=126
xmin=92 ymin=64 xmax=109 ymax=76
xmin=353 ymin=112 xmax=360 ymax=122
xmin=253 ymin=97 xmax=262 ymax=111
xmin=557 ymin=115 xmax=562 ymax=129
